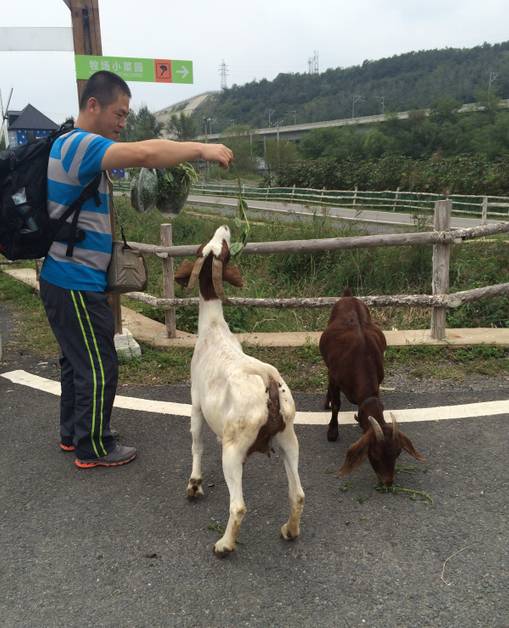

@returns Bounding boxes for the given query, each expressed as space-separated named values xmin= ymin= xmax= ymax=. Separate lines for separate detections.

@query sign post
xmin=63 ymin=1 xmax=193 ymax=338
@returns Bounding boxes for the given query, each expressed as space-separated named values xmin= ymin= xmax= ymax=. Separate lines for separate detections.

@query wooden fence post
xmin=392 ymin=187 xmax=400 ymax=212
xmin=430 ymin=199 xmax=452 ymax=340
xmin=161 ymin=223 xmax=177 ymax=338
xmin=353 ymin=185 xmax=358 ymax=209
xmin=481 ymin=196 xmax=488 ymax=225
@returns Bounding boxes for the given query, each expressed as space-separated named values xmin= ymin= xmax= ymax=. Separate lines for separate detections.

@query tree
xmin=264 ymin=139 xmax=299 ymax=173
xmin=121 ymin=105 xmax=162 ymax=141
xmin=167 ymin=112 xmax=197 ymax=139
xmin=220 ymin=125 xmax=256 ymax=173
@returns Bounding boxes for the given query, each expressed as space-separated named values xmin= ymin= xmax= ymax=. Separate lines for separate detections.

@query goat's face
xmin=339 ymin=414 xmax=425 ymax=487
xmin=175 ymin=225 xmax=243 ymax=300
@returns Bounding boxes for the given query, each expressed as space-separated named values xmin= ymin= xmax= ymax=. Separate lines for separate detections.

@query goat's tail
xmin=343 ymin=286 xmax=353 ymax=297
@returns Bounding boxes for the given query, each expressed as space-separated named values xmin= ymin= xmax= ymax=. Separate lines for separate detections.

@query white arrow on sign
xmin=176 ymin=66 xmax=189 ymax=79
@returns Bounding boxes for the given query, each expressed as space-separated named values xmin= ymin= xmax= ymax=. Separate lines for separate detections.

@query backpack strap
xmin=60 ymin=172 xmax=103 ymax=258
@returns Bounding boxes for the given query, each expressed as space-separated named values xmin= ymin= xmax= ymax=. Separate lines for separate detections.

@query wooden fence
xmin=124 ymin=200 xmax=509 ymax=341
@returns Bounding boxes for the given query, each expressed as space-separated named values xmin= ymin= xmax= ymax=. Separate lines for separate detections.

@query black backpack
xmin=0 ymin=121 xmax=102 ymax=261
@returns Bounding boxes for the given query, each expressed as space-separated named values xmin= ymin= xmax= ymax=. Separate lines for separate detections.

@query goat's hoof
xmin=281 ymin=523 xmax=299 ymax=541
xmin=213 ymin=541 xmax=235 ymax=558
xmin=186 ymin=478 xmax=204 ymax=499
xmin=327 ymin=430 xmax=339 ymax=442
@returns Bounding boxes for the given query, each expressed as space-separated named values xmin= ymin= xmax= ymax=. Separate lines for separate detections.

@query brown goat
xmin=319 ymin=288 xmax=424 ymax=486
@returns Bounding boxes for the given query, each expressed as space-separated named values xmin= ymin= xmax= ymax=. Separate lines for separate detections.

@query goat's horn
xmin=212 ymin=257 xmax=226 ymax=301
xmin=368 ymin=416 xmax=384 ymax=442
xmin=390 ymin=411 xmax=399 ymax=440
xmin=186 ymin=256 xmax=205 ymax=292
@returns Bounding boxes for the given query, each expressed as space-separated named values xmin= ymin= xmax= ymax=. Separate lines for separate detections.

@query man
xmin=40 ymin=71 xmax=233 ymax=469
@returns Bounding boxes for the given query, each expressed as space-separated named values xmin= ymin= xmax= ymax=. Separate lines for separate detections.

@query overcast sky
xmin=1 ymin=0 xmax=508 ymax=124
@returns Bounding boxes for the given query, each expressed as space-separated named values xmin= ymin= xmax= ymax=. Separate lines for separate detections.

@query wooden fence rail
xmin=129 ymin=220 xmax=509 ymax=258
xmin=124 ymin=200 xmax=509 ymax=342
xmin=127 ymin=282 xmax=509 ymax=310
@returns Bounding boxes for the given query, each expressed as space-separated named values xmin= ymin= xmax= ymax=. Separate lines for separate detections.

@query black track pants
xmin=40 ymin=279 xmax=117 ymax=459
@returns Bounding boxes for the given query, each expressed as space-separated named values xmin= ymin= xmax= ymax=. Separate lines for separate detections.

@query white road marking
xmin=1 ymin=369 xmax=507 ymax=425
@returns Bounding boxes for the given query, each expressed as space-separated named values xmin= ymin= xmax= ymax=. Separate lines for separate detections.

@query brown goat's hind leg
xmin=327 ymin=386 xmax=341 ymax=442
xmin=324 ymin=385 xmax=332 ymax=410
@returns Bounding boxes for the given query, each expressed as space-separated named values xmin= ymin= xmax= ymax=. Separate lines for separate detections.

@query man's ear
xmin=174 ymin=260 xmax=195 ymax=287
xmin=223 ymin=264 xmax=243 ymax=287
xmin=338 ymin=431 xmax=371 ymax=477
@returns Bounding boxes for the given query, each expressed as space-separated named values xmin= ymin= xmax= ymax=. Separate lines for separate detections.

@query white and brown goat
xmin=175 ymin=226 xmax=304 ymax=557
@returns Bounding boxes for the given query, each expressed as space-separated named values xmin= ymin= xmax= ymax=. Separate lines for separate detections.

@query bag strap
xmin=63 ymin=172 xmax=103 ymax=257
xmin=106 ymin=170 xmax=131 ymax=250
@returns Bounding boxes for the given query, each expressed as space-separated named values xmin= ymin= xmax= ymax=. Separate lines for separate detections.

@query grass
xmin=116 ymin=196 xmax=508 ymax=333
xmin=0 ymin=271 xmax=58 ymax=357
xmin=375 ymin=484 xmax=434 ymax=504
xmin=1 ymin=199 xmax=507 ymax=389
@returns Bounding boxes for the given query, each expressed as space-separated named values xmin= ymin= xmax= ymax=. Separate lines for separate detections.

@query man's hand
xmin=201 ymin=143 xmax=234 ymax=168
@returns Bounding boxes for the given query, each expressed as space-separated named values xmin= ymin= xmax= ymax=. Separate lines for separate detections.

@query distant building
xmin=7 ymin=104 xmax=59 ymax=147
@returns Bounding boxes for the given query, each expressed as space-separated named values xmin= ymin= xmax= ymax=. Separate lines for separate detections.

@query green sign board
xmin=75 ymin=54 xmax=193 ymax=84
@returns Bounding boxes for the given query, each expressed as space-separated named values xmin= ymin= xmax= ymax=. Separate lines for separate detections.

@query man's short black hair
xmin=79 ymin=71 xmax=131 ymax=110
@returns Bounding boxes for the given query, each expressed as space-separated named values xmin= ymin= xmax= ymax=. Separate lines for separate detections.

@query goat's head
xmin=174 ymin=225 xmax=243 ymax=300
xmin=339 ymin=412 xmax=425 ymax=487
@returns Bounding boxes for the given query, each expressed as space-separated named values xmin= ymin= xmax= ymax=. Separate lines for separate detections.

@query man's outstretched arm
xmin=102 ymin=139 xmax=233 ymax=170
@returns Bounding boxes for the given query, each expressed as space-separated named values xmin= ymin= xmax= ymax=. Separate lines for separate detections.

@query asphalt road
xmin=186 ymin=194 xmax=498 ymax=233
xmin=0 ymin=335 xmax=508 ymax=627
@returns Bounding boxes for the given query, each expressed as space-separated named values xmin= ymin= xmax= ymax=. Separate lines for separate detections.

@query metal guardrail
xmin=190 ymin=184 xmax=509 ymax=220
xmin=113 ymin=180 xmax=509 ymax=220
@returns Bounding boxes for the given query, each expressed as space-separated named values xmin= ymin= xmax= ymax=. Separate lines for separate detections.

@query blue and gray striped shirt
xmin=40 ymin=129 xmax=115 ymax=292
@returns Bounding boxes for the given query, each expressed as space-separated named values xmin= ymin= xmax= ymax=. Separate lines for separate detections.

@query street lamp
xmin=352 ymin=95 xmax=363 ymax=118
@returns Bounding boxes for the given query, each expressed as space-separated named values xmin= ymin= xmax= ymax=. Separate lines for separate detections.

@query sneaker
xmin=60 ymin=428 xmax=120 ymax=453
xmin=74 ymin=444 xmax=137 ymax=469
xmin=60 ymin=442 xmax=76 ymax=452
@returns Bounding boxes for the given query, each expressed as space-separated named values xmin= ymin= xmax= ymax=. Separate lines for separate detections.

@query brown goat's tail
xmin=343 ymin=286 xmax=353 ymax=297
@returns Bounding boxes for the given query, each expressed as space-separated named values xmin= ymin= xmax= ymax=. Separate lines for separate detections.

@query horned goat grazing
xmin=319 ymin=288 xmax=424 ymax=486
xmin=175 ymin=225 xmax=304 ymax=557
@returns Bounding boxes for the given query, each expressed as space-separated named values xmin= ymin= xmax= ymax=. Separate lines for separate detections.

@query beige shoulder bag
xmin=106 ymin=173 xmax=148 ymax=294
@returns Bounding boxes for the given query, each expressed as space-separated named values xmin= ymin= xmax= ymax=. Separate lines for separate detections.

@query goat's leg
xmin=324 ymin=385 xmax=331 ymax=410
xmin=275 ymin=426 xmax=305 ymax=541
xmin=214 ymin=444 xmax=247 ymax=557
xmin=186 ymin=405 xmax=205 ymax=499
xmin=327 ymin=385 xmax=341 ymax=442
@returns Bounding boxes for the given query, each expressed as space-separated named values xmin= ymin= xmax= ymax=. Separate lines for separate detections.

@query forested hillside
xmin=193 ymin=42 xmax=509 ymax=132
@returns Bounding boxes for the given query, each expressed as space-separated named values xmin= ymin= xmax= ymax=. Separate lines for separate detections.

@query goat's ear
xmin=174 ymin=259 xmax=195 ymax=287
xmin=338 ymin=431 xmax=370 ymax=477
xmin=399 ymin=432 xmax=426 ymax=462
xmin=223 ymin=264 xmax=243 ymax=287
